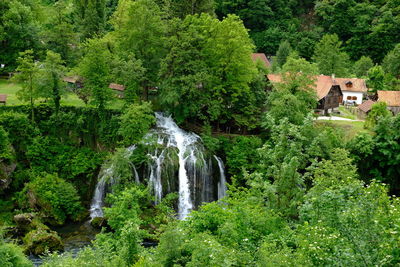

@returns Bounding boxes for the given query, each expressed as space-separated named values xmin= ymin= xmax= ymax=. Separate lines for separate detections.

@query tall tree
xmin=382 ymin=44 xmax=400 ymax=79
xmin=159 ymin=14 xmax=258 ymax=129
xmin=0 ymin=0 xmax=40 ymax=72
xmin=110 ymin=55 xmax=145 ymax=105
xmin=78 ymin=39 xmax=112 ymax=111
xmin=37 ymin=51 xmax=66 ymax=113
xmin=112 ymin=0 xmax=166 ymax=99
xmin=74 ymin=0 xmax=106 ymax=39
xmin=313 ymin=34 xmax=349 ymax=77
xmin=42 ymin=0 xmax=77 ymax=64
xmin=353 ymin=56 xmax=373 ymax=78
xmin=367 ymin=65 xmax=386 ymax=94
xmin=12 ymin=50 xmax=39 ymax=121
xmin=274 ymin=40 xmax=292 ymax=71
xmin=268 ymin=53 xmax=319 ymax=125
xmin=168 ymin=0 xmax=215 ymax=18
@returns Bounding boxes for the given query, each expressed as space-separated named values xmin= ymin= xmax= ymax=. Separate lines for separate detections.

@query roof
xmin=378 ymin=90 xmax=400 ymax=107
xmin=335 ymin=78 xmax=368 ymax=93
xmin=267 ymin=74 xmax=340 ymax=100
xmin=109 ymin=83 xmax=125 ymax=91
xmin=0 ymin=94 xmax=7 ymax=102
xmin=358 ymin=100 xmax=375 ymax=113
xmin=251 ymin=53 xmax=271 ymax=68
xmin=63 ymin=76 xmax=81 ymax=84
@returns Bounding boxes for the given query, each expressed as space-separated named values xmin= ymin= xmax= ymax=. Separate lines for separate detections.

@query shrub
xmin=18 ymin=173 xmax=84 ymax=225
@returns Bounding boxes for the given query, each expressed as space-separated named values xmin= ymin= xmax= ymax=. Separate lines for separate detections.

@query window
xmin=351 ymin=96 xmax=357 ymax=100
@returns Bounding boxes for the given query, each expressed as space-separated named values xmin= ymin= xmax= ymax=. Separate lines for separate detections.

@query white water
xmin=90 ymin=113 xmax=227 ymax=220
xmin=154 ymin=113 xmax=197 ymax=219
xmin=214 ymin=155 xmax=227 ymax=199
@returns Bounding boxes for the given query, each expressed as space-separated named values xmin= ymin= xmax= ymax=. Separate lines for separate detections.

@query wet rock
xmin=23 ymin=229 xmax=64 ymax=255
xmin=90 ymin=217 xmax=106 ymax=229
xmin=0 ymin=161 xmax=16 ymax=192
xmin=14 ymin=213 xmax=36 ymax=233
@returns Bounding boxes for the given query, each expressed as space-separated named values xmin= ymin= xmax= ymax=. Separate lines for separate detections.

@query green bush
xmin=0 ymin=241 xmax=32 ymax=267
xmin=225 ymin=136 xmax=262 ymax=184
xmin=118 ymin=102 xmax=155 ymax=145
xmin=18 ymin=173 xmax=84 ymax=225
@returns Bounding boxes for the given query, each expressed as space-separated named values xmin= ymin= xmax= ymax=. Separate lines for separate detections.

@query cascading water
xmin=89 ymin=146 xmax=136 ymax=219
xmin=214 ymin=155 xmax=227 ymax=199
xmin=90 ymin=113 xmax=228 ymax=220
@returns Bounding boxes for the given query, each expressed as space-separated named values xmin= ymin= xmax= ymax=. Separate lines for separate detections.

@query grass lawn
xmin=338 ymin=106 xmax=358 ymax=120
xmin=0 ymin=78 xmax=124 ymax=109
xmin=315 ymin=120 xmax=372 ymax=141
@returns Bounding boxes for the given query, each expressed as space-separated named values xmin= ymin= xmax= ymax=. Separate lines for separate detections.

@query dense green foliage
xmin=18 ymin=173 xmax=84 ymax=225
xmin=118 ymin=102 xmax=155 ymax=145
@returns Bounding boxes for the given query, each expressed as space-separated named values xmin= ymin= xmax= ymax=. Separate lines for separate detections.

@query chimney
xmin=331 ymin=74 xmax=336 ymax=84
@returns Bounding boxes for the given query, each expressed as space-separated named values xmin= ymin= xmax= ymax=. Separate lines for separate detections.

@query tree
xmin=367 ymin=65 xmax=386 ymax=94
xmin=274 ymin=40 xmax=292 ymax=71
xmin=78 ymin=38 xmax=112 ymax=111
xmin=74 ymin=0 xmax=106 ymax=39
xmin=267 ymin=53 xmax=319 ymax=125
xmin=0 ymin=0 xmax=41 ymax=72
xmin=353 ymin=56 xmax=373 ymax=78
xmin=42 ymin=0 xmax=78 ymax=64
xmin=112 ymin=0 xmax=166 ymax=99
xmin=382 ymin=43 xmax=400 ymax=79
xmin=313 ymin=34 xmax=349 ymax=77
xmin=37 ymin=51 xmax=66 ymax=113
xmin=12 ymin=50 xmax=39 ymax=121
xmin=160 ymin=14 xmax=258 ymax=129
xmin=168 ymin=0 xmax=215 ymax=18
xmin=110 ymin=55 xmax=145 ymax=105
xmin=365 ymin=102 xmax=391 ymax=129
xmin=118 ymin=102 xmax=156 ymax=145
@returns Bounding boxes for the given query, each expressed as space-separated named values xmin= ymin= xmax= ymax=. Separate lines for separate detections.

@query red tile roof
xmin=251 ymin=53 xmax=271 ymax=68
xmin=358 ymin=100 xmax=375 ymax=113
xmin=378 ymin=90 xmax=400 ymax=107
xmin=335 ymin=78 xmax=368 ymax=93
xmin=109 ymin=83 xmax=125 ymax=91
xmin=0 ymin=94 xmax=6 ymax=103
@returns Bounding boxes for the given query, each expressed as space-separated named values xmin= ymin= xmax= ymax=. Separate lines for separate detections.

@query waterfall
xmin=89 ymin=146 xmax=136 ymax=220
xmin=214 ymin=155 xmax=227 ymax=199
xmin=90 ymin=113 xmax=228 ymax=220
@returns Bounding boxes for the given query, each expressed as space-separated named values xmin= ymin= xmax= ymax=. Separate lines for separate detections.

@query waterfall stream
xmin=90 ymin=113 xmax=227 ymax=220
xmin=214 ymin=155 xmax=227 ymax=199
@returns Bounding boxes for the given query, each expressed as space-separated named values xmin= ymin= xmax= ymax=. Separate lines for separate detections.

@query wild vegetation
xmin=0 ymin=0 xmax=400 ymax=266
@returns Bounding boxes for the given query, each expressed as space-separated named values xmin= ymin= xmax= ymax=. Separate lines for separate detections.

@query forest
xmin=0 ymin=0 xmax=400 ymax=266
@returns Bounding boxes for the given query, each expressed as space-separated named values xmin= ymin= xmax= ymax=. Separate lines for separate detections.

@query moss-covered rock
xmin=90 ymin=217 xmax=106 ymax=229
xmin=23 ymin=228 xmax=63 ymax=255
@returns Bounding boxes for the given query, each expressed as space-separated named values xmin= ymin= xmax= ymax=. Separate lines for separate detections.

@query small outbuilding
xmin=0 ymin=94 xmax=7 ymax=105
xmin=109 ymin=83 xmax=125 ymax=98
xmin=377 ymin=90 xmax=400 ymax=115
xmin=357 ymin=100 xmax=375 ymax=119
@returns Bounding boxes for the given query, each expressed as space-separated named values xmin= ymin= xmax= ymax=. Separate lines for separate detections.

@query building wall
xmin=388 ymin=106 xmax=400 ymax=115
xmin=342 ymin=91 xmax=364 ymax=105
